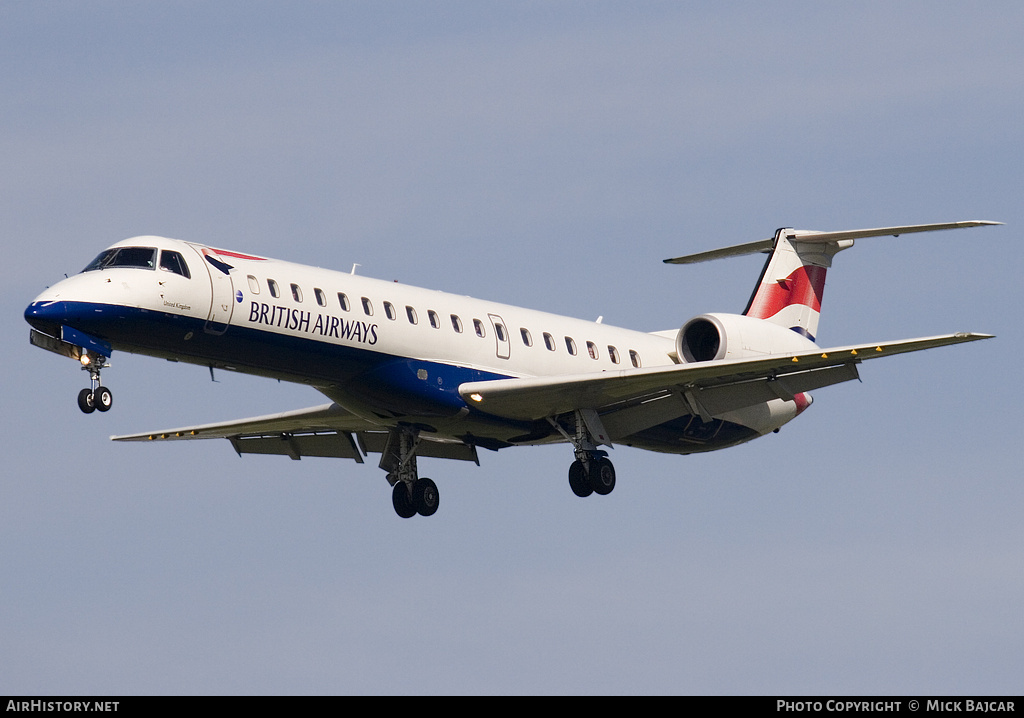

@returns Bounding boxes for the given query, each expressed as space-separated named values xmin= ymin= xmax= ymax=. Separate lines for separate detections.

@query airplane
xmin=24 ymin=220 xmax=1000 ymax=518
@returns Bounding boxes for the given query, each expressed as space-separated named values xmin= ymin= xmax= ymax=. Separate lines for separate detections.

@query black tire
xmin=591 ymin=458 xmax=616 ymax=496
xmin=93 ymin=386 xmax=113 ymax=412
xmin=392 ymin=482 xmax=417 ymax=519
xmin=413 ymin=478 xmax=439 ymax=517
xmin=77 ymin=388 xmax=96 ymax=414
xmin=568 ymin=460 xmax=593 ymax=497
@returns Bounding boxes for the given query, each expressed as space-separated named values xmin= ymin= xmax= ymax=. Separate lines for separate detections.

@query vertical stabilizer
xmin=662 ymin=220 xmax=1002 ymax=343
xmin=742 ymin=229 xmax=852 ymax=342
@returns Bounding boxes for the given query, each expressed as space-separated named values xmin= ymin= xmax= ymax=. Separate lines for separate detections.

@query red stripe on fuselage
xmin=209 ymin=248 xmax=268 ymax=261
xmin=746 ymin=265 xmax=826 ymax=319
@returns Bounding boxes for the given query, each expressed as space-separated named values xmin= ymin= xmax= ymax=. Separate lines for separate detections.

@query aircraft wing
xmin=110 ymin=402 xmax=480 ymax=464
xmin=458 ymin=333 xmax=993 ymax=424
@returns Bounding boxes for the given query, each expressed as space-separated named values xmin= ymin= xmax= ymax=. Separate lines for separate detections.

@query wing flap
xmin=111 ymin=401 xmax=481 ymax=464
xmin=228 ymin=432 xmax=364 ymax=461
xmin=459 ymin=333 xmax=992 ymax=421
xmin=110 ymin=403 xmax=375 ymax=441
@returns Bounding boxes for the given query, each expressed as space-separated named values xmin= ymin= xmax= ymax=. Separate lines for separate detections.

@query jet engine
xmin=675 ymin=313 xmax=820 ymax=362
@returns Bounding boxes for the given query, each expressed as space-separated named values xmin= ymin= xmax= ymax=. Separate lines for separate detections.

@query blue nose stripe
xmin=24 ymin=300 xmax=66 ymax=335
xmin=24 ymin=302 xmax=113 ymax=357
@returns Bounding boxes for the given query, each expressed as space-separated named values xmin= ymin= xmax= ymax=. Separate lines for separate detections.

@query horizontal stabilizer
xmin=664 ymin=220 xmax=1002 ymax=264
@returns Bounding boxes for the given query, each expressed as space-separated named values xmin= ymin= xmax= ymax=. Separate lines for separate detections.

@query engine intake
xmin=679 ymin=317 xmax=724 ymax=362
xmin=676 ymin=313 xmax=819 ymax=363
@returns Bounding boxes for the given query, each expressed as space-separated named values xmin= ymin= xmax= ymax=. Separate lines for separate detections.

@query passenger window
xmin=268 ymin=279 xmax=280 ymax=298
xmin=290 ymin=283 xmax=303 ymax=302
xmin=314 ymin=288 xmax=327 ymax=307
xmin=608 ymin=346 xmax=620 ymax=364
xmin=495 ymin=323 xmax=506 ymax=342
xmin=428 ymin=310 xmax=440 ymax=329
xmin=384 ymin=302 xmax=397 ymax=320
xmin=406 ymin=306 xmax=418 ymax=325
xmin=520 ymin=328 xmax=533 ymax=347
xmin=543 ymin=333 xmax=555 ymax=351
xmin=159 ymin=251 xmax=191 ymax=278
xmin=474 ymin=319 xmax=486 ymax=338
xmin=338 ymin=293 xmax=350 ymax=311
xmin=586 ymin=341 xmax=598 ymax=360
xmin=247 ymin=275 xmax=260 ymax=294
xmin=565 ymin=337 xmax=577 ymax=355
xmin=451 ymin=315 xmax=463 ymax=333
xmin=630 ymin=350 xmax=642 ymax=368
xmin=361 ymin=297 xmax=373 ymax=316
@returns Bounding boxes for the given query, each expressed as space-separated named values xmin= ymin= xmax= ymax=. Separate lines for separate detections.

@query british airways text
xmin=248 ymin=301 xmax=378 ymax=344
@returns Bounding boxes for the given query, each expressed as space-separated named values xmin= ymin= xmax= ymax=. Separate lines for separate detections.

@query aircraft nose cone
xmin=25 ymin=299 xmax=67 ymax=336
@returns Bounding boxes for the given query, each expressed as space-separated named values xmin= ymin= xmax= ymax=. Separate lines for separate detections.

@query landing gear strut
xmin=551 ymin=410 xmax=617 ymax=499
xmin=77 ymin=353 xmax=112 ymax=414
xmin=381 ymin=426 xmax=440 ymax=518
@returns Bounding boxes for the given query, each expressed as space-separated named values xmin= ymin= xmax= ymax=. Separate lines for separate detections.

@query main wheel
xmin=412 ymin=478 xmax=439 ymax=517
xmin=591 ymin=458 xmax=616 ymax=496
xmin=93 ymin=386 xmax=113 ymax=412
xmin=77 ymin=388 xmax=96 ymax=414
xmin=568 ymin=460 xmax=593 ymax=497
xmin=392 ymin=482 xmax=417 ymax=519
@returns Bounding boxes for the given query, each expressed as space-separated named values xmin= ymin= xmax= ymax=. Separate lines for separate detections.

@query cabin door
xmin=488 ymin=314 xmax=511 ymax=360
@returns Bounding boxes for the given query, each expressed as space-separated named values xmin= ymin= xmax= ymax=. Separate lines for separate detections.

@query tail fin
xmin=664 ymin=220 xmax=1002 ymax=343
xmin=741 ymin=229 xmax=848 ymax=341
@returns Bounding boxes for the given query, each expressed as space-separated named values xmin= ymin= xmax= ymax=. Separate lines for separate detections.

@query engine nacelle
xmin=676 ymin=312 xmax=820 ymax=362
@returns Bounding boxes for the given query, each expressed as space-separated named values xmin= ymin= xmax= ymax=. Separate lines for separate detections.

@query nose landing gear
xmin=77 ymin=354 xmax=113 ymax=414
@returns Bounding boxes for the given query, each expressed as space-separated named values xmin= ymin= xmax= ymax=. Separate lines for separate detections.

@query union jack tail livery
xmin=742 ymin=228 xmax=850 ymax=342
xmin=665 ymin=221 xmax=1001 ymax=343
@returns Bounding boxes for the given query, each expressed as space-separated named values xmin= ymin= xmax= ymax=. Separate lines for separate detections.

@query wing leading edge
xmin=111 ymin=333 xmax=993 ymax=458
xmin=458 ymin=332 xmax=994 ymax=423
xmin=110 ymin=402 xmax=480 ymax=464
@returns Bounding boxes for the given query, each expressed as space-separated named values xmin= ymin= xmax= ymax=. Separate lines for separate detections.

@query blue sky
xmin=2 ymin=1 xmax=1022 ymax=695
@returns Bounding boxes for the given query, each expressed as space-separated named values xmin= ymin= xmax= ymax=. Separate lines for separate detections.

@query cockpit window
xmin=82 ymin=247 xmax=157 ymax=272
xmin=159 ymin=250 xmax=191 ymax=278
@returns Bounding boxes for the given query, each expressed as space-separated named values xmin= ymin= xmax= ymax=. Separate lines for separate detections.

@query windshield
xmin=82 ymin=247 xmax=157 ymax=272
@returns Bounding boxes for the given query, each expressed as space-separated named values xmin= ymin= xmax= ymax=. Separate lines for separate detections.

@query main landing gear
xmin=550 ymin=410 xmax=617 ymax=500
xmin=77 ymin=353 xmax=113 ymax=414
xmin=381 ymin=425 xmax=440 ymax=519
xmin=392 ymin=478 xmax=439 ymax=519
xmin=568 ymin=452 xmax=616 ymax=498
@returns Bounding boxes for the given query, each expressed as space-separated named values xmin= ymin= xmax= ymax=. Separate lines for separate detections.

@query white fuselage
xmin=26 ymin=236 xmax=805 ymax=452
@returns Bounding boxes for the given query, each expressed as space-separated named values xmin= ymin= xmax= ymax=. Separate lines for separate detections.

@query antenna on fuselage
xmin=350 ymin=263 xmax=360 ymax=275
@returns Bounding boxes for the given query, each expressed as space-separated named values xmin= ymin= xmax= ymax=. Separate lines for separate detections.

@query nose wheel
xmin=77 ymin=354 xmax=113 ymax=414
xmin=77 ymin=385 xmax=113 ymax=414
